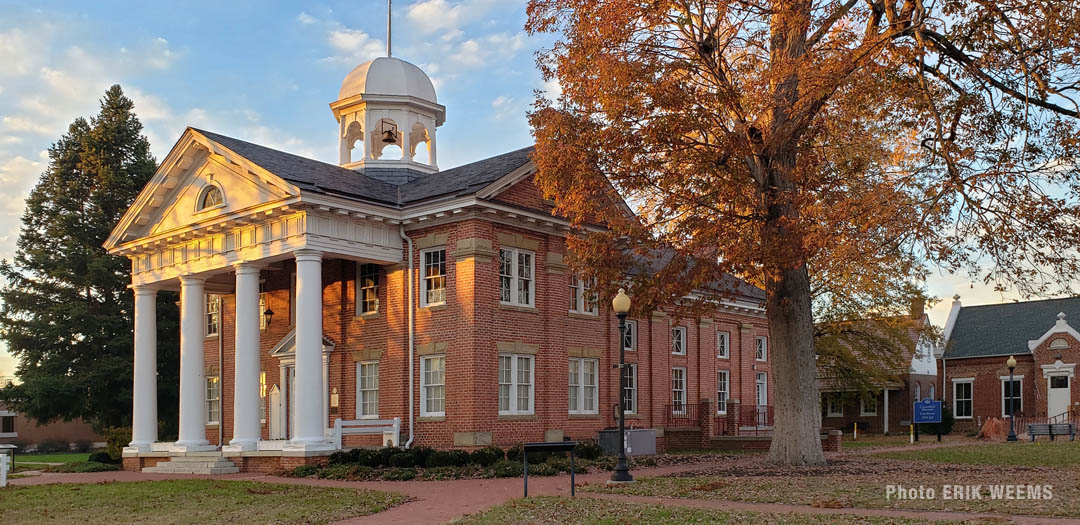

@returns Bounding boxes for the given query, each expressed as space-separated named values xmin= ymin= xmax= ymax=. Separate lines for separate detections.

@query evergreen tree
xmin=0 ymin=85 xmax=180 ymax=433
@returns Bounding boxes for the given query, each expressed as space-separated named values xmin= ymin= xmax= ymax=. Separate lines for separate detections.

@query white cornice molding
xmin=1027 ymin=312 xmax=1080 ymax=351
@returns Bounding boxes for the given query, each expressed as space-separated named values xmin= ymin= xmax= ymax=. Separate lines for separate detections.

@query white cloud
xmin=326 ymin=27 xmax=385 ymax=64
xmin=297 ymin=12 xmax=317 ymax=24
xmin=405 ymin=0 xmax=501 ymax=34
xmin=145 ymin=37 xmax=180 ymax=70
xmin=491 ymin=95 xmax=512 ymax=108
xmin=449 ymin=32 xmax=526 ymax=68
xmin=0 ymin=27 xmax=47 ymax=78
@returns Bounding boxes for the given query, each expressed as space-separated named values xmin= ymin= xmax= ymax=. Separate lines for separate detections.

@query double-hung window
xmin=568 ymin=358 xmax=599 ymax=414
xmin=953 ymin=379 xmax=973 ymax=419
xmin=860 ymin=394 xmax=878 ymax=416
xmin=498 ymin=354 xmax=534 ymax=415
xmin=671 ymin=326 xmax=686 ymax=355
xmin=421 ymin=356 xmax=445 ymax=416
xmin=357 ymin=362 xmax=379 ymax=418
xmin=421 ymin=248 xmax=447 ymax=307
xmin=259 ymin=371 xmax=267 ymax=423
xmin=357 ymin=263 xmax=379 ymax=315
xmin=206 ymin=375 xmax=221 ymax=425
xmin=621 ymin=363 xmax=637 ymax=415
xmin=259 ymin=292 xmax=270 ymax=330
xmin=205 ymin=294 xmax=220 ymax=337
xmin=717 ymin=370 xmax=730 ymax=414
xmin=717 ymin=331 xmax=730 ymax=358
xmin=826 ymin=394 xmax=843 ymax=417
xmin=755 ymin=336 xmax=767 ymax=361
xmin=499 ymin=248 xmax=534 ymax=307
xmin=569 ymin=275 xmax=598 ymax=315
xmin=1001 ymin=376 xmax=1022 ymax=417
xmin=622 ymin=320 xmax=638 ymax=352
xmin=671 ymin=367 xmax=687 ymax=414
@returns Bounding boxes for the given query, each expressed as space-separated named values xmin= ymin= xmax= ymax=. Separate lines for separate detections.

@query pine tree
xmin=0 ymin=85 xmax=180 ymax=432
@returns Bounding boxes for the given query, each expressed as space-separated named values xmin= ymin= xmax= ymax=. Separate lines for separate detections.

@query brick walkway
xmin=10 ymin=455 xmax=1077 ymax=524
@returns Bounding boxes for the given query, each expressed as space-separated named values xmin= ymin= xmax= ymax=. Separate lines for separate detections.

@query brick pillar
xmin=699 ymin=398 xmax=713 ymax=447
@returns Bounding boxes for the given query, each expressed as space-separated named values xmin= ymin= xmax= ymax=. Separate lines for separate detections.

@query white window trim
xmin=826 ymin=395 xmax=843 ymax=418
xmin=755 ymin=372 xmax=768 ymax=406
xmin=205 ymin=294 xmax=220 ymax=338
xmin=929 ymin=384 xmax=936 ymax=400
xmin=860 ymin=394 xmax=878 ymax=416
xmin=1000 ymin=376 xmax=1023 ymax=418
xmin=755 ymin=336 xmax=768 ymax=361
xmin=671 ymin=367 xmax=687 ymax=414
xmin=0 ymin=410 xmax=16 ymax=438
xmin=420 ymin=355 xmax=446 ymax=417
xmin=498 ymin=247 xmax=535 ymax=307
xmin=622 ymin=363 xmax=638 ymax=415
xmin=671 ymin=326 xmax=687 ymax=355
xmin=498 ymin=354 xmax=535 ymax=415
xmin=259 ymin=292 xmax=270 ymax=330
xmin=206 ymin=375 xmax=221 ymax=425
xmin=357 ymin=361 xmax=380 ymax=419
xmin=717 ymin=370 xmax=730 ymax=415
xmin=952 ymin=378 xmax=974 ymax=419
xmin=356 ymin=263 xmax=380 ymax=315
xmin=569 ymin=275 xmax=598 ymax=315
xmin=420 ymin=247 xmax=447 ymax=308
xmin=259 ymin=371 xmax=267 ymax=424
xmin=568 ymin=357 xmax=599 ymax=415
xmin=717 ymin=331 xmax=730 ymax=359
xmin=623 ymin=320 xmax=638 ymax=352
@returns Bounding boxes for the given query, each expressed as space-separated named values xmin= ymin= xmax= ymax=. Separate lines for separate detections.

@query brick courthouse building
xmin=107 ymin=56 xmax=771 ymax=472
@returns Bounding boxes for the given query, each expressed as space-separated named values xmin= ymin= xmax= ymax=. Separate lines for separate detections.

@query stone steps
xmin=143 ymin=455 xmax=240 ymax=474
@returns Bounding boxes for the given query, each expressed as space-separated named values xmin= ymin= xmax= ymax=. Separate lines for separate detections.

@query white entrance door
xmin=268 ymin=385 xmax=283 ymax=439
xmin=1048 ymin=375 xmax=1071 ymax=419
xmin=755 ymin=372 xmax=769 ymax=426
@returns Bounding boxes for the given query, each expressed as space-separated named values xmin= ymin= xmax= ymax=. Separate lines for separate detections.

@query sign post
xmin=913 ymin=398 xmax=943 ymax=442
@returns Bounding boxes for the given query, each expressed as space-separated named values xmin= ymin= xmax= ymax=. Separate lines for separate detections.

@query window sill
xmin=672 ymin=353 xmax=687 ymax=357
xmin=717 ymin=355 xmax=730 ymax=360
xmin=498 ymin=303 xmax=537 ymax=314
xmin=205 ymin=335 xmax=220 ymax=340
xmin=420 ymin=304 xmax=448 ymax=312
xmin=498 ymin=414 xmax=537 ymax=421
xmin=955 ymin=416 xmax=973 ymax=420
xmin=0 ymin=432 xmax=17 ymax=438
xmin=206 ymin=423 xmax=220 ymax=428
xmin=418 ymin=416 xmax=445 ymax=422
xmin=568 ymin=413 xmax=600 ymax=419
xmin=355 ymin=311 xmax=380 ymax=321
xmin=568 ymin=312 xmax=599 ymax=320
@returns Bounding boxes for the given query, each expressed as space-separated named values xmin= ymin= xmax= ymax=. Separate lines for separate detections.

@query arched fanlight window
xmin=198 ymin=185 xmax=224 ymax=211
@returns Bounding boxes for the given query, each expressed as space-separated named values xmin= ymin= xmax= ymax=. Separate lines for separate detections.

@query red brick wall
xmin=0 ymin=409 xmax=103 ymax=446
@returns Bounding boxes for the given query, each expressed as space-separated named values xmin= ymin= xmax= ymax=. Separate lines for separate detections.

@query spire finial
xmin=387 ymin=0 xmax=392 ymax=57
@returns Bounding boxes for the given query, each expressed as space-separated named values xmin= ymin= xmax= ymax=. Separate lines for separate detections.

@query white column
xmin=323 ymin=354 xmax=330 ymax=438
xmin=175 ymin=275 xmax=211 ymax=450
xmin=883 ymin=389 xmax=890 ymax=434
xmin=127 ymin=286 xmax=158 ymax=452
xmin=226 ymin=263 xmax=262 ymax=451
xmin=290 ymin=250 xmax=328 ymax=447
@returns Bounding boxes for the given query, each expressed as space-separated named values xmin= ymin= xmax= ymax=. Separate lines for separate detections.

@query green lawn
xmin=14 ymin=452 xmax=91 ymax=464
xmin=0 ymin=480 xmax=407 ymax=524
xmin=454 ymin=496 xmax=941 ymax=524
xmin=876 ymin=441 xmax=1080 ymax=467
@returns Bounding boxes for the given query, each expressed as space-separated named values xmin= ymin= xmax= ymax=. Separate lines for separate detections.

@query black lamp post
xmin=1006 ymin=355 xmax=1018 ymax=442
xmin=610 ymin=288 xmax=634 ymax=483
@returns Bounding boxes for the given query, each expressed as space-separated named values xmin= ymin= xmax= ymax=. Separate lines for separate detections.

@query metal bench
xmin=332 ymin=418 xmax=401 ymax=449
xmin=522 ymin=441 xmax=579 ymax=498
xmin=1028 ymin=423 xmax=1076 ymax=442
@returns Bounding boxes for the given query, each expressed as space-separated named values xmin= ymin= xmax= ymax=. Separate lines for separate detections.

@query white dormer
xmin=330 ymin=57 xmax=446 ymax=177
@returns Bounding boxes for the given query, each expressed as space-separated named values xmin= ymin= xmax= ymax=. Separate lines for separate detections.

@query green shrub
xmin=491 ymin=459 xmax=523 ymax=478
xmin=319 ymin=463 xmax=356 ymax=480
xmin=88 ymin=451 xmax=118 ymax=464
xmin=921 ymin=406 xmax=955 ymax=435
xmin=72 ymin=440 xmax=94 ymax=453
xmin=49 ymin=461 xmax=120 ymax=473
xmin=105 ymin=426 xmax=131 ymax=461
xmin=409 ymin=445 xmax=435 ymax=466
xmin=421 ymin=466 xmax=466 ymax=480
xmin=544 ymin=456 xmax=586 ymax=474
xmin=374 ymin=447 xmax=400 ymax=467
xmin=34 ymin=439 xmax=69 ymax=453
xmin=327 ymin=450 xmax=354 ymax=466
xmin=425 ymin=449 xmax=470 ymax=468
xmin=527 ymin=462 xmax=558 ymax=476
xmin=346 ymin=465 xmax=376 ymax=480
xmin=505 ymin=444 xmax=550 ymax=464
xmin=388 ymin=452 xmax=415 ymax=468
xmin=290 ymin=464 xmax=319 ymax=477
xmin=381 ymin=467 xmax=417 ymax=481
xmin=574 ymin=440 xmax=603 ymax=460
xmin=469 ymin=445 xmax=505 ymax=466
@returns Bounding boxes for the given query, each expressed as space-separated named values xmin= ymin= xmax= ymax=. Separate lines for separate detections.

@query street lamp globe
xmin=1007 ymin=355 xmax=1017 ymax=369
xmin=612 ymin=288 xmax=631 ymax=314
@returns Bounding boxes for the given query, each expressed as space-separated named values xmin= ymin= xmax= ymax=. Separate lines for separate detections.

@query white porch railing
xmin=332 ymin=418 xmax=401 ymax=449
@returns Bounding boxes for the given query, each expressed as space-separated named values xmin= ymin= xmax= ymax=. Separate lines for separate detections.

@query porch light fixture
xmin=263 ymin=308 xmax=275 ymax=327
xmin=1006 ymin=355 xmax=1018 ymax=442
xmin=611 ymin=288 xmax=634 ymax=484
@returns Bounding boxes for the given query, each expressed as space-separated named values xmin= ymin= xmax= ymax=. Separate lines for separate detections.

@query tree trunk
xmin=761 ymin=154 xmax=826 ymax=465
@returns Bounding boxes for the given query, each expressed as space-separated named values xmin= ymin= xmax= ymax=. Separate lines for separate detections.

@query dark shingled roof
xmin=945 ymin=297 xmax=1080 ymax=359
xmin=193 ymin=128 xmax=534 ymax=207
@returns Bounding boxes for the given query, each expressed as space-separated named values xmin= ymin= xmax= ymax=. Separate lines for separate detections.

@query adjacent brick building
xmin=941 ymin=296 xmax=1080 ymax=432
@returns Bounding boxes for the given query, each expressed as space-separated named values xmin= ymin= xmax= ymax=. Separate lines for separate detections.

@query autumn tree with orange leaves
xmin=526 ymin=1 xmax=1080 ymax=465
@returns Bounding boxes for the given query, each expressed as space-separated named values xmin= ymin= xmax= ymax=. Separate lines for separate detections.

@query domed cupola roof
xmin=339 ymin=57 xmax=437 ymax=104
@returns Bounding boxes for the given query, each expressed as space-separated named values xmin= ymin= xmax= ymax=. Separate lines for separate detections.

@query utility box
xmin=597 ymin=429 xmax=656 ymax=456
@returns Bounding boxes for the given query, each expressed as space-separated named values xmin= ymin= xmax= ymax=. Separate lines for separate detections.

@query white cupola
xmin=330 ymin=56 xmax=446 ymax=178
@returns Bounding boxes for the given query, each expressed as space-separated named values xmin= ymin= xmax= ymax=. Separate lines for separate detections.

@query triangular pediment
xmin=105 ymin=128 xmax=301 ymax=251
xmin=268 ymin=328 xmax=337 ymax=357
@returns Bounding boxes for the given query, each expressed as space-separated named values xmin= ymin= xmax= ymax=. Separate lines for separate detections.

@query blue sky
xmin=0 ymin=1 xmax=1026 ymax=376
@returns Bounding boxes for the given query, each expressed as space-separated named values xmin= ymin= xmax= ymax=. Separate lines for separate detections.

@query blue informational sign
xmin=913 ymin=398 xmax=942 ymax=424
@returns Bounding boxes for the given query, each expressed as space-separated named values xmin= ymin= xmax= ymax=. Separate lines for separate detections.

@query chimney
xmin=910 ymin=297 xmax=925 ymax=319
